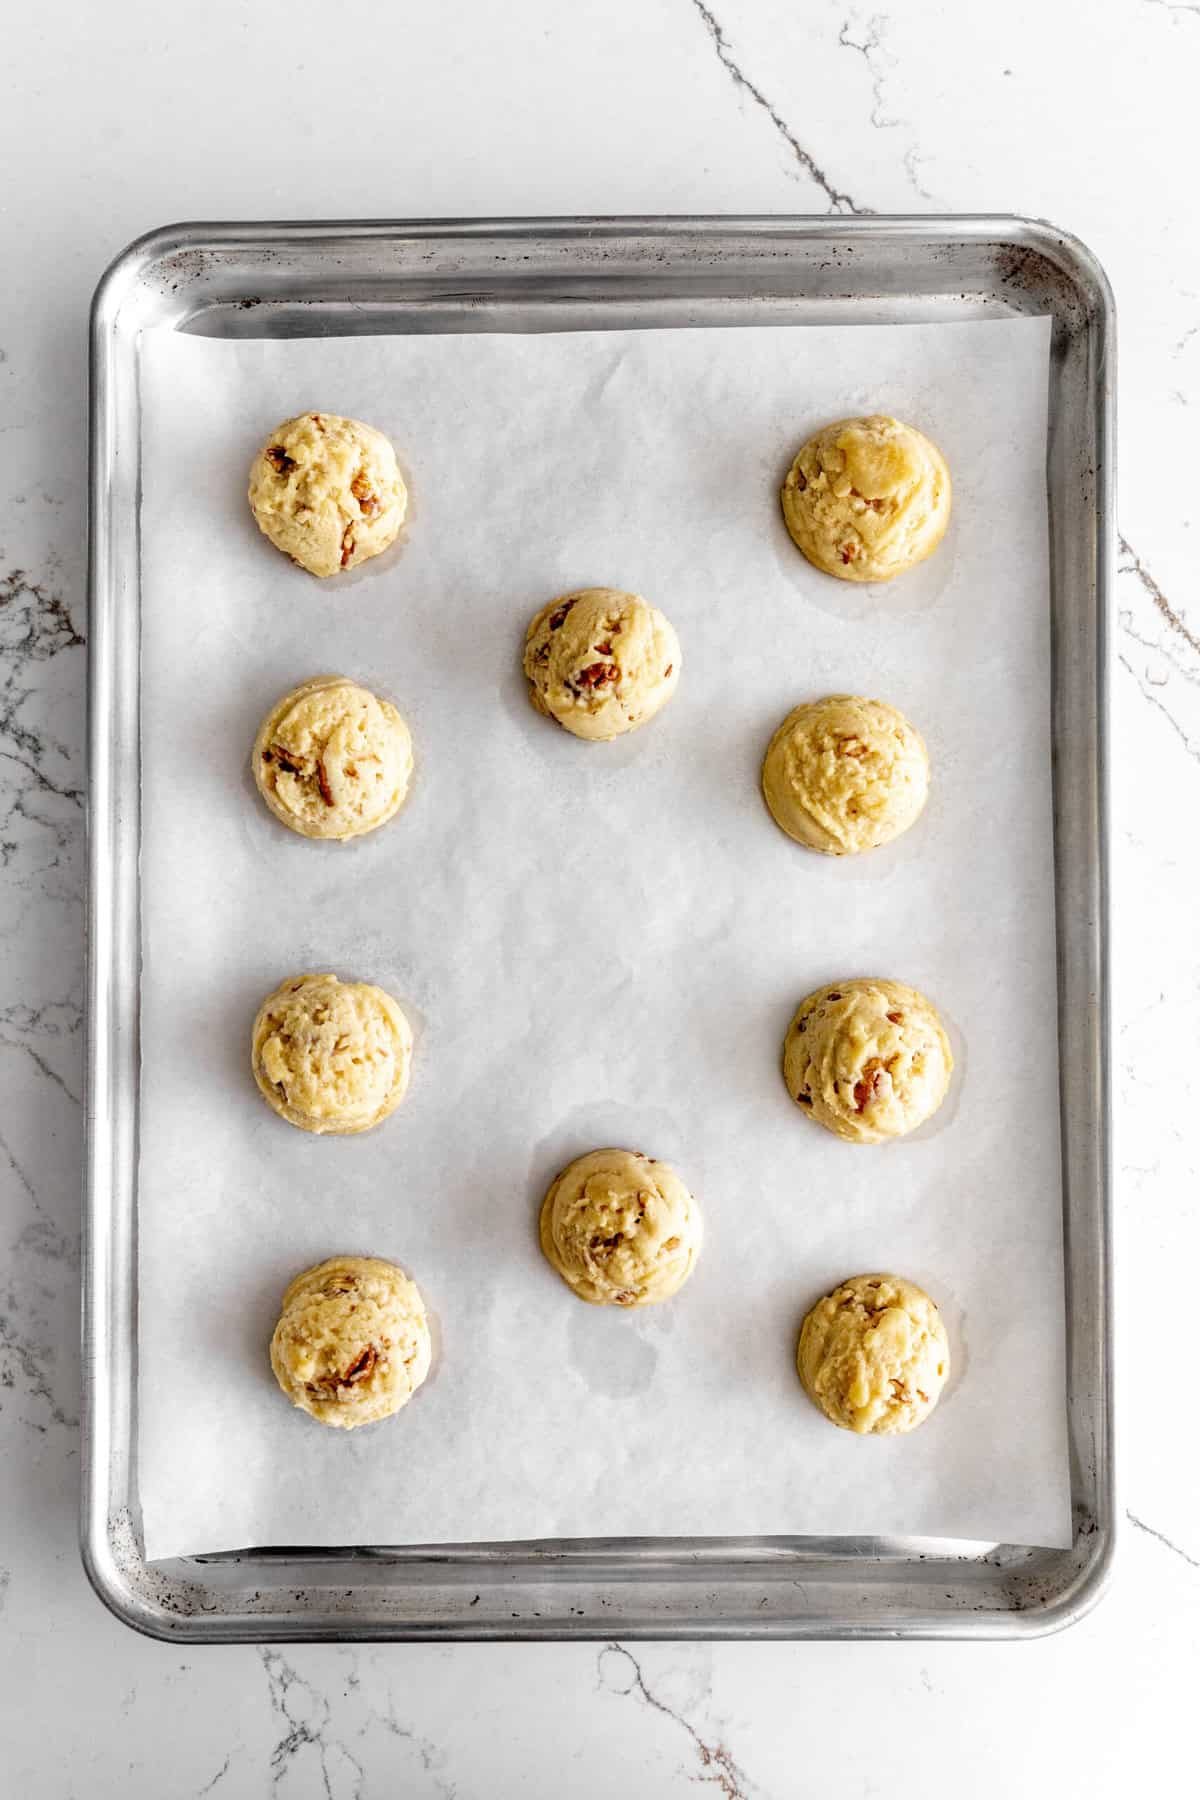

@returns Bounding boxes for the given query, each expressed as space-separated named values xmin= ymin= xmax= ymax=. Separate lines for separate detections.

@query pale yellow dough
xmin=251 ymin=972 xmax=413 ymax=1135
xmin=523 ymin=588 xmax=680 ymax=741
xmin=270 ymin=1255 xmax=432 ymax=1429
xmin=782 ymin=977 xmax=952 ymax=1144
xmin=798 ymin=1273 xmax=950 ymax=1435
xmin=762 ymin=695 xmax=929 ymax=855
xmin=248 ymin=412 xmax=407 ymax=577
xmin=781 ymin=415 xmax=951 ymax=582
xmin=252 ymin=676 xmax=413 ymax=842
xmin=539 ymin=1147 xmax=702 ymax=1307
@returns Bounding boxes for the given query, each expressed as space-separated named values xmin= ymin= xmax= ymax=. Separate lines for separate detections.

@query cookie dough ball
xmin=248 ymin=412 xmax=407 ymax=577
xmin=270 ymin=1255 xmax=432 ymax=1429
xmin=539 ymin=1147 xmax=702 ymax=1306
xmin=782 ymin=978 xmax=952 ymax=1144
xmin=523 ymin=588 xmax=680 ymax=741
xmin=762 ymin=695 xmax=929 ymax=855
xmin=252 ymin=675 xmax=413 ymax=843
xmin=781 ymin=415 xmax=951 ymax=583
xmin=798 ymin=1273 xmax=950 ymax=1435
xmin=252 ymin=972 xmax=413 ymax=1135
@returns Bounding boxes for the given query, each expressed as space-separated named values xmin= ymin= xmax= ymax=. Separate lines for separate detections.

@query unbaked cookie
xmin=252 ymin=675 xmax=413 ymax=842
xmin=539 ymin=1147 xmax=702 ymax=1306
xmin=252 ymin=972 xmax=413 ymax=1135
xmin=762 ymin=695 xmax=929 ymax=855
xmin=270 ymin=1255 xmax=432 ymax=1429
xmin=248 ymin=412 xmax=407 ymax=577
xmin=797 ymin=1272 xmax=950 ymax=1435
xmin=781 ymin=415 xmax=951 ymax=583
xmin=782 ymin=977 xmax=952 ymax=1144
xmin=523 ymin=588 xmax=680 ymax=741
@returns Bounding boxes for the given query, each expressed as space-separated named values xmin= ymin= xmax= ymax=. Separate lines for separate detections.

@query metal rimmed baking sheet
xmin=84 ymin=216 xmax=1114 ymax=1640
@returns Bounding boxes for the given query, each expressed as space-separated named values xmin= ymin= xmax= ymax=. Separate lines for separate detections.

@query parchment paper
xmin=137 ymin=315 xmax=1070 ymax=1560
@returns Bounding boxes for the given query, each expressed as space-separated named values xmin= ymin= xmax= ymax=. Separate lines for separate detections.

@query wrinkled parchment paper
xmin=137 ymin=315 xmax=1070 ymax=1559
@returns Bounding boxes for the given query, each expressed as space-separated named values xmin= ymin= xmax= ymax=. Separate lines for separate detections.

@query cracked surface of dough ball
xmin=782 ymin=978 xmax=952 ymax=1144
xmin=781 ymin=415 xmax=950 ymax=582
xmin=252 ymin=972 xmax=413 ymax=1135
xmin=539 ymin=1147 xmax=702 ymax=1306
xmin=523 ymin=588 xmax=680 ymax=741
xmin=252 ymin=675 xmax=413 ymax=843
xmin=798 ymin=1272 xmax=950 ymax=1434
xmin=762 ymin=694 xmax=929 ymax=855
xmin=270 ymin=1255 xmax=432 ymax=1429
xmin=248 ymin=412 xmax=406 ymax=577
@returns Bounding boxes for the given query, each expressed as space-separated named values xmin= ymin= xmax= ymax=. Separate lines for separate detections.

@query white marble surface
xmin=1 ymin=0 xmax=1196 ymax=1791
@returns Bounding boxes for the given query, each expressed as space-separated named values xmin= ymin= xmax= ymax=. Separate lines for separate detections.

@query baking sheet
xmin=136 ymin=315 xmax=1069 ymax=1561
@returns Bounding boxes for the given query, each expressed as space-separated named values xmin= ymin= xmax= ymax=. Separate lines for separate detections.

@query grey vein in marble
xmin=16 ymin=1211 xmax=80 ymax=1274
xmin=1119 ymin=533 xmax=1200 ymax=660
xmin=0 ymin=554 xmax=87 ymax=1448
xmin=1116 ymin=532 xmax=1200 ymax=764
xmin=260 ymin=1648 xmax=366 ymax=1799
xmin=1119 ymin=610 xmax=1200 ymax=693
xmin=0 ymin=1033 xmax=81 ymax=1107
xmin=0 ymin=1304 xmax=79 ymax=1432
xmin=375 ymin=1693 xmax=458 ymax=1799
xmin=0 ymin=1047 xmax=81 ymax=1284
xmin=1127 ymin=1510 xmax=1200 ymax=1570
xmin=0 ymin=568 xmax=85 ymax=719
xmin=837 ymin=12 xmax=937 ymax=200
xmin=0 ymin=567 xmax=86 ymax=916
xmin=0 ymin=1029 xmax=80 ymax=1432
xmin=1118 ymin=652 xmax=1200 ymax=761
xmin=0 ymin=996 xmax=82 ymax=1038
xmin=686 ymin=0 xmax=864 ymax=212
xmin=193 ymin=1754 xmax=233 ymax=1797
xmin=599 ymin=1644 xmax=756 ymax=1798
xmin=0 ymin=1120 xmax=39 ymax=1207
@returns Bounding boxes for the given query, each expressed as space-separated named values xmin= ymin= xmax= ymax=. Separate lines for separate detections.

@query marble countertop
xmin=2 ymin=1 xmax=1196 ymax=1792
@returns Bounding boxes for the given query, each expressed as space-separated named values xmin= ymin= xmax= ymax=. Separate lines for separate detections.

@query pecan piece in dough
xmin=853 ymin=1058 xmax=887 ymax=1112
xmin=350 ymin=471 xmax=381 ymax=518
xmin=576 ymin=661 xmax=617 ymax=690
xmin=340 ymin=1343 xmax=378 ymax=1387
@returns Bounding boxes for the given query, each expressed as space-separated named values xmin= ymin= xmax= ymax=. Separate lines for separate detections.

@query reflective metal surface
xmin=85 ymin=217 xmax=1114 ymax=1640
